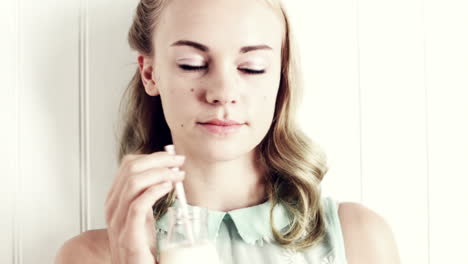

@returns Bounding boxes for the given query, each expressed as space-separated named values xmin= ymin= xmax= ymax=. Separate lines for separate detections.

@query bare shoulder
xmin=337 ymin=202 xmax=401 ymax=264
xmin=54 ymin=229 xmax=110 ymax=264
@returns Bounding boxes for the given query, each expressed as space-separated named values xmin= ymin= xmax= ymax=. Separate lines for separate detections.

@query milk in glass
xmin=158 ymin=206 xmax=220 ymax=264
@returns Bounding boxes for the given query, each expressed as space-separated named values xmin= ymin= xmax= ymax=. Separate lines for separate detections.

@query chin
xmin=192 ymin=141 xmax=254 ymax=162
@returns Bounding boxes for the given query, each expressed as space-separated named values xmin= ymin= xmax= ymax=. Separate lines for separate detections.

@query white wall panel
xmin=358 ymin=0 xmax=427 ymax=263
xmin=19 ymin=1 xmax=81 ymax=263
xmin=0 ymin=1 xmax=18 ymax=263
xmin=425 ymin=0 xmax=468 ymax=263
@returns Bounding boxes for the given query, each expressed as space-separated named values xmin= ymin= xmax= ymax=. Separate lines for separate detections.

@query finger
xmin=117 ymin=168 xmax=185 ymax=220
xmin=122 ymin=168 xmax=185 ymax=202
xmin=124 ymin=182 xmax=174 ymax=234
xmin=125 ymin=151 xmax=186 ymax=175
xmin=111 ymin=165 xmax=182 ymax=230
xmin=109 ymin=152 xmax=184 ymax=210
xmin=105 ymin=152 xmax=183 ymax=224
xmin=105 ymin=154 xmax=141 ymax=214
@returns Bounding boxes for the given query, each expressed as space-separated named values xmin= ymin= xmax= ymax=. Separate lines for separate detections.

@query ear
xmin=137 ymin=54 xmax=160 ymax=96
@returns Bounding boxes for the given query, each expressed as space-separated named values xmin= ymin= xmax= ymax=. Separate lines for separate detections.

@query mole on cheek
xmin=190 ymin=88 xmax=194 ymax=92
xmin=181 ymin=124 xmax=184 ymax=128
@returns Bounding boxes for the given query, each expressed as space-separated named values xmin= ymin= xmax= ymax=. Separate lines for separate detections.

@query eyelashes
xmin=178 ymin=64 xmax=265 ymax=74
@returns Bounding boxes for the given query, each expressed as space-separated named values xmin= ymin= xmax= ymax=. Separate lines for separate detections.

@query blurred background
xmin=1 ymin=0 xmax=467 ymax=263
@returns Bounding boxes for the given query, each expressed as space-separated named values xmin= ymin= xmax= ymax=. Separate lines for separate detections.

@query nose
xmin=204 ymin=65 xmax=240 ymax=105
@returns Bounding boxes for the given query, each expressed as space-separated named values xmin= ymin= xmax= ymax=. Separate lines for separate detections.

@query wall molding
xmin=79 ymin=0 xmax=90 ymax=233
xmin=13 ymin=0 xmax=22 ymax=263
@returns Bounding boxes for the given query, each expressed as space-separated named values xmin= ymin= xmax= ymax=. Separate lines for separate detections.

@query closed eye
xmin=178 ymin=65 xmax=265 ymax=74
xmin=241 ymin=68 xmax=265 ymax=74
xmin=179 ymin=65 xmax=206 ymax=71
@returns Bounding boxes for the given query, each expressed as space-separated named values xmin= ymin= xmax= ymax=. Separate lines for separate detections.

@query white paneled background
xmin=1 ymin=0 xmax=467 ymax=263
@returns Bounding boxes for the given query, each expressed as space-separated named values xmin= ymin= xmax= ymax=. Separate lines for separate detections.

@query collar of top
xmin=155 ymin=199 xmax=292 ymax=246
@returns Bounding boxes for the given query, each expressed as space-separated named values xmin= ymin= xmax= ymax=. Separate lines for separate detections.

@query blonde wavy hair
xmin=117 ymin=0 xmax=329 ymax=251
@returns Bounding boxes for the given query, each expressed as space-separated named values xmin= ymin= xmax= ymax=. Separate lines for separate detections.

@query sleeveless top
xmin=155 ymin=195 xmax=348 ymax=264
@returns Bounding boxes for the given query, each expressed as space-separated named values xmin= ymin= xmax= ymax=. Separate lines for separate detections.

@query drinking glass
xmin=158 ymin=206 xmax=220 ymax=264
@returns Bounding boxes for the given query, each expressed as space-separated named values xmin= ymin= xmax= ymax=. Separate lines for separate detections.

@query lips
xmin=197 ymin=118 xmax=245 ymax=135
xmin=199 ymin=119 xmax=244 ymax=126
xmin=198 ymin=123 xmax=244 ymax=134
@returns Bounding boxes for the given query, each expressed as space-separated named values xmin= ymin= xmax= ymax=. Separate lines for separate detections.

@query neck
xmin=178 ymin=150 xmax=268 ymax=212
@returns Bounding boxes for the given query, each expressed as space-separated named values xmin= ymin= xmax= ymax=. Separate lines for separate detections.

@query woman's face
xmin=143 ymin=0 xmax=284 ymax=161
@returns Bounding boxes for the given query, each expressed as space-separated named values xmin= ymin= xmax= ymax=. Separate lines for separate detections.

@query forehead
xmin=155 ymin=0 xmax=284 ymax=54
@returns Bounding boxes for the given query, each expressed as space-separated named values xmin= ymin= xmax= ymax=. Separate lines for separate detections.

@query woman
xmin=55 ymin=0 xmax=401 ymax=263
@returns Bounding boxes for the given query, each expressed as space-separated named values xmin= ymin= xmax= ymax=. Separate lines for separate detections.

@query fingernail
xmin=161 ymin=182 xmax=172 ymax=190
xmin=174 ymin=155 xmax=185 ymax=162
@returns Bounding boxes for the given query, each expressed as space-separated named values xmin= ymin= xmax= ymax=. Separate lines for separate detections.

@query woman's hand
xmin=104 ymin=152 xmax=186 ymax=264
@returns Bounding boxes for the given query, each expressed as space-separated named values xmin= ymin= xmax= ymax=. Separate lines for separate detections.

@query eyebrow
xmin=170 ymin=40 xmax=273 ymax=53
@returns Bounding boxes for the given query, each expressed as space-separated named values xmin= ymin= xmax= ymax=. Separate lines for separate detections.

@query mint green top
xmin=155 ymin=196 xmax=348 ymax=264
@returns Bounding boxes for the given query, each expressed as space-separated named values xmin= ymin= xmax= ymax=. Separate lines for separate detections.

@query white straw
xmin=164 ymin=144 xmax=195 ymax=245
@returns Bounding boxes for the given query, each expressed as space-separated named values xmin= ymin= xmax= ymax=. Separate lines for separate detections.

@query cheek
xmin=260 ymin=94 xmax=275 ymax=107
xmin=162 ymin=87 xmax=194 ymax=128
xmin=258 ymin=84 xmax=279 ymax=105
xmin=258 ymin=83 xmax=280 ymax=119
xmin=253 ymin=93 xmax=277 ymax=121
xmin=165 ymin=105 xmax=189 ymax=134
